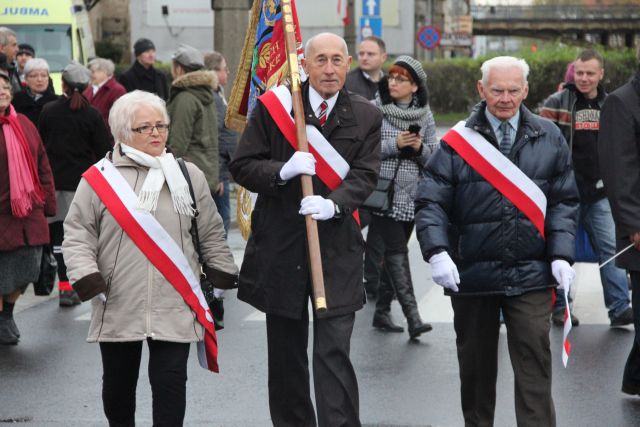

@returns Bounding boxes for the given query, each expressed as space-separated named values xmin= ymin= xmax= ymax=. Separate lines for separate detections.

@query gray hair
xmin=480 ymin=56 xmax=529 ymax=86
xmin=204 ymin=51 xmax=225 ymax=71
xmin=305 ymin=32 xmax=349 ymax=58
xmin=24 ymin=58 xmax=49 ymax=76
xmin=88 ymin=57 xmax=115 ymax=77
xmin=109 ymin=90 xmax=169 ymax=145
xmin=0 ymin=27 xmax=16 ymax=47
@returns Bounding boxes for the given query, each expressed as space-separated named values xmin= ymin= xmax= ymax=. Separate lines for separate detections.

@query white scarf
xmin=120 ymin=144 xmax=195 ymax=217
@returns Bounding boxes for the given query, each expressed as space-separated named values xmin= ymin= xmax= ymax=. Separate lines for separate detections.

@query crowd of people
xmin=1 ymin=22 xmax=640 ymax=426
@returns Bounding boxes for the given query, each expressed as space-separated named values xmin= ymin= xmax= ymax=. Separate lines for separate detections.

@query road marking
xmin=75 ymin=311 xmax=91 ymax=321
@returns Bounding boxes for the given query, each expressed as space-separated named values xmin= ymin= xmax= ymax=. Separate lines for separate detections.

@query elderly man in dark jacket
xmin=415 ymin=56 xmax=579 ymax=427
xmin=230 ymin=33 xmax=381 ymax=427
xmin=598 ymin=56 xmax=640 ymax=397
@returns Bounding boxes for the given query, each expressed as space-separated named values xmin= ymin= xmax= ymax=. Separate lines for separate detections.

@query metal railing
xmin=471 ymin=5 xmax=640 ymax=20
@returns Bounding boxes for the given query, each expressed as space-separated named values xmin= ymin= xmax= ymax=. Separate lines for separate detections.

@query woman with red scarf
xmin=0 ymin=69 xmax=56 ymax=345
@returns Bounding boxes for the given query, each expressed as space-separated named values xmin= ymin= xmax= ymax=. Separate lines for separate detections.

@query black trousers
xmin=266 ymin=310 xmax=360 ymax=427
xmin=623 ymin=271 xmax=640 ymax=389
xmin=361 ymin=209 xmax=385 ymax=291
xmin=49 ymin=221 xmax=68 ymax=282
xmin=99 ymin=339 xmax=190 ymax=427
xmin=451 ymin=290 xmax=555 ymax=427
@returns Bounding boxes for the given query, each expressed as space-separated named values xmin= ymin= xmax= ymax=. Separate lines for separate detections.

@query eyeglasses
xmin=388 ymin=75 xmax=411 ymax=84
xmin=131 ymin=124 xmax=170 ymax=134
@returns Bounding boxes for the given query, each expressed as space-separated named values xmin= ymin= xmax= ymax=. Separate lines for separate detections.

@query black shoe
xmin=622 ymin=381 xmax=640 ymax=396
xmin=551 ymin=308 xmax=580 ymax=327
xmin=611 ymin=307 xmax=634 ymax=327
xmin=372 ymin=312 xmax=404 ymax=333
xmin=408 ymin=320 xmax=433 ymax=340
xmin=59 ymin=290 xmax=81 ymax=307
xmin=7 ymin=318 xmax=19 ymax=338
xmin=209 ymin=297 xmax=224 ymax=331
xmin=0 ymin=318 xmax=18 ymax=345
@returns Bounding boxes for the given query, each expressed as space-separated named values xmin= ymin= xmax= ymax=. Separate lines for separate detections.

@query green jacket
xmin=167 ymin=70 xmax=219 ymax=191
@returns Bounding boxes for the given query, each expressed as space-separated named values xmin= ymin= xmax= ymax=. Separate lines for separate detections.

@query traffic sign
xmin=417 ymin=25 xmax=441 ymax=50
xmin=360 ymin=16 xmax=382 ymax=39
xmin=362 ymin=0 xmax=380 ymax=17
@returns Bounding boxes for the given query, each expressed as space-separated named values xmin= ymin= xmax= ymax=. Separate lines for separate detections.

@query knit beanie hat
xmin=18 ymin=43 xmax=35 ymax=57
xmin=134 ymin=38 xmax=155 ymax=57
xmin=393 ymin=55 xmax=427 ymax=86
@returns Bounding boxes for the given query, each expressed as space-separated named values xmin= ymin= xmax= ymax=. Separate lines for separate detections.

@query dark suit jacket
xmin=229 ymin=82 xmax=382 ymax=319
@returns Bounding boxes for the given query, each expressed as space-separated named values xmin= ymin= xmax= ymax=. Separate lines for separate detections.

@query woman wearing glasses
xmin=11 ymin=58 xmax=58 ymax=126
xmin=370 ymin=56 xmax=439 ymax=340
xmin=38 ymin=63 xmax=111 ymax=306
xmin=63 ymin=90 xmax=238 ymax=425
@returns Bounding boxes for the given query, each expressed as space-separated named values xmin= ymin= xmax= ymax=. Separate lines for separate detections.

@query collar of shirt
xmin=92 ymin=78 xmax=109 ymax=95
xmin=361 ymin=69 xmax=383 ymax=83
xmin=485 ymin=108 xmax=519 ymax=145
xmin=308 ymin=85 xmax=339 ymax=119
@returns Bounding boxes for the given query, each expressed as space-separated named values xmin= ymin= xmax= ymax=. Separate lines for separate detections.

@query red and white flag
xmin=562 ymin=292 xmax=572 ymax=367
xmin=337 ymin=0 xmax=350 ymax=25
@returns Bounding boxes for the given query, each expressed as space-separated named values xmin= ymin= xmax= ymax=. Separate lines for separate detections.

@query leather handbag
xmin=33 ymin=245 xmax=57 ymax=296
xmin=362 ymin=159 xmax=402 ymax=214
xmin=177 ymin=159 xmax=239 ymax=292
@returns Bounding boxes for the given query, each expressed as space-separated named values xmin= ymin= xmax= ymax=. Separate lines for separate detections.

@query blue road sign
xmin=360 ymin=16 xmax=382 ymax=39
xmin=417 ymin=25 xmax=441 ymax=50
xmin=362 ymin=0 xmax=380 ymax=17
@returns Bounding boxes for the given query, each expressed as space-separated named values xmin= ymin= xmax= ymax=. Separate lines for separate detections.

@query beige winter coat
xmin=63 ymin=148 xmax=238 ymax=343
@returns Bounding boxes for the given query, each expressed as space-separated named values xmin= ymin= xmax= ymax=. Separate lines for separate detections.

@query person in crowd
xmin=370 ymin=55 xmax=437 ymax=339
xmin=119 ymin=38 xmax=168 ymax=100
xmin=598 ymin=47 xmax=640 ymax=397
xmin=16 ymin=43 xmax=35 ymax=85
xmin=415 ymin=56 xmax=579 ymax=426
xmin=63 ymin=90 xmax=238 ymax=425
xmin=12 ymin=58 xmax=57 ymax=126
xmin=83 ymin=57 xmax=126 ymax=135
xmin=229 ymin=32 xmax=382 ymax=427
xmin=204 ymin=50 xmax=238 ymax=236
xmin=345 ymin=35 xmax=387 ymax=300
xmin=345 ymin=35 xmax=387 ymax=100
xmin=0 ymin=27 xmax=21 ymax=93
xmin=38 ymin=63 xmax=111 ymax=307
xmin=0 ymin=69 xmax=56 ymax=345
xmin=167 ymin=45 xmax=219 ymax=195
xmin=542 ymin=49 xmax=633 ymax=328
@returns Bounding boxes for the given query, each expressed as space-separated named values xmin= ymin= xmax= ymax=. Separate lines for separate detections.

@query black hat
xmin=134 ymin=38 xmax=155 ymax=57
xmin=18 ymin=43 xmax=35 ymax=57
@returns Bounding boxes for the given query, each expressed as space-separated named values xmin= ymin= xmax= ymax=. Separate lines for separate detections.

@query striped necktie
xmin=499 ymin=121 xmax=512 ymax=156
xmin=318 ymin=101 xmax=328 ymax=126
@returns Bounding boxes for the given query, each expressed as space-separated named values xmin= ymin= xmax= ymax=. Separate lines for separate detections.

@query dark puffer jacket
xmin=415 ymin=102 xmax=579 ymax=296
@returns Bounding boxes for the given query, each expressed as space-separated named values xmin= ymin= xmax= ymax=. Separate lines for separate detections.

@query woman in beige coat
xmin=63 ymin=90 xmax=238 ymax=426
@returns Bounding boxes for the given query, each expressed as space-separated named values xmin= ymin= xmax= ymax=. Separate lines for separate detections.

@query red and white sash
xmin=83 ymin=160 xmax=219 ymax=373
xmin=259 ymin=85 xmax=350 ymax=191
xmin=442 ymin=121 xmax=547 ymax=238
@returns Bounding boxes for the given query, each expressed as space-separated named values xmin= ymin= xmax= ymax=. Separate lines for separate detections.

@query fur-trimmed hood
xmin=169 ymin=70 xmax=218 ymax=106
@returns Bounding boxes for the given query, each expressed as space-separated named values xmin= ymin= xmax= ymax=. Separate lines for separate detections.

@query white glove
xmin=429 ymin=252 xmax=460 ymax=292
xmin=279 ymin=152 xmax=316 ymax=181
xmin=213 ymin=288 xmax=225 ymax=299
xmin=552 ymin=259 xmax=575 ymax=294
xmin=299 ymin=195 xmax=335 ymax=221
xmin=94 ymin=292 xmax=106 ymax=303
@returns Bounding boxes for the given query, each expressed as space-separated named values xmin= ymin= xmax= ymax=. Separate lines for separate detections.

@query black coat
xmin=345 ymin=68 xmax=379 ymax=101
xmin=38 ymin=98 xmax=112 ymax=191
xmin=229 ymin=83 xmax=382 ymax=319
xmin=118 ymin=61 xmax=168 ymax=101
xmin=11 ymin=88 xmax=58 ymax=127
xmin=415 ymin=102 xmax=579 ymax=296
xmin=598 ymin=70 xmax=640 ymax=271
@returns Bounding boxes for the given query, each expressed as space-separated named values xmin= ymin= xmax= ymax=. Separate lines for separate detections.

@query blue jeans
xmin=555 ymin=198 xmax=630 ymax=319
xmin=213 ymin=179 xmax=230 ymax=236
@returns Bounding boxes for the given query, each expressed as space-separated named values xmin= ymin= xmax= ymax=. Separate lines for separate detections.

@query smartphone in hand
xmin=408 ymin=124 xmax=421 ymax=135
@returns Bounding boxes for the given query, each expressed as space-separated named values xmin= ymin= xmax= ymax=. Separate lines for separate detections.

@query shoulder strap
xmin=177 ymin=158 xmax=205 ymax=265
